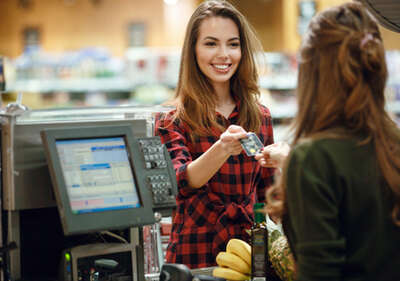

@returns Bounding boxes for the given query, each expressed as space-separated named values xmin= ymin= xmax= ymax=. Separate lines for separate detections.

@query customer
xmin=155 ymin=0 xmax=275 ymax=269
xmin=262 ymin=2 xmax=400 ymax=281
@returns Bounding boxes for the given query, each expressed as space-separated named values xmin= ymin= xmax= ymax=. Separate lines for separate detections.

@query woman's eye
xmin=205 ymin=41 xmax=216 ymax=46
xmin=230 ymin=42 xmax=240 ymax=47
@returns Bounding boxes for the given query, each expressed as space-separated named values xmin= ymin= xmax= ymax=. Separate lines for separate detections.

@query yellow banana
xmin=216 ymin=251 xmax=251 ymax=274
xmin=226 ymin=238 xmax=252 ymax=266
xmin=212 ymin=267 xmax=250 ymax=281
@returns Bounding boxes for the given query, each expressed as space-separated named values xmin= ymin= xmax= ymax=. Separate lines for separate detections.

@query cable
xmin=99 ymin=231 xmax=128 ymax=244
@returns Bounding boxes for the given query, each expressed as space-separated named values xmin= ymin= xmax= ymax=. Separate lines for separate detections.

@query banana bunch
xmin=212 ymin=238 xmax=251 ymax=281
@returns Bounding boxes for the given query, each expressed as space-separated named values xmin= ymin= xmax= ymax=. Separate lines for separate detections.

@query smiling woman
xmin=155 ymin=0 xmax=277 ymax=271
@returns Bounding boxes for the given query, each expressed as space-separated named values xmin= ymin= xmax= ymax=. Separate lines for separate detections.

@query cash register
xmin=41 ymin=124 xmax=178 ymax=281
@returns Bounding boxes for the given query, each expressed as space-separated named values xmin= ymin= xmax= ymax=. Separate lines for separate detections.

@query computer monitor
xmin=41 ymin=125 xmax=155 ymax=235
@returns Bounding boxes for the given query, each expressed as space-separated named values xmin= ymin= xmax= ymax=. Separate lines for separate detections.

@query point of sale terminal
xmin=0 ymin=108 xmax=184 ymax=281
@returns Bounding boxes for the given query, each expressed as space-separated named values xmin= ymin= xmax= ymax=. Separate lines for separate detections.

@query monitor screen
xmin=41 ymin=125 xmax=155 ymax=235
xmin=55 ymin=137 xmax=141 ymax=214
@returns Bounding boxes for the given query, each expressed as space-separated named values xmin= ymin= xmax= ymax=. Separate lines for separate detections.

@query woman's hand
xmin=255 ymin=142 xmax=290 ymax=168
xmin=219 ymin=125 xmax=247 ymax=156
xmin=186 ymin=125 xmax=247 ymax=188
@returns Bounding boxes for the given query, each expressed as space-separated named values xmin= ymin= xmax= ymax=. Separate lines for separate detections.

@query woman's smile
xmin=211 ymin=63 xmax=232 ymax=73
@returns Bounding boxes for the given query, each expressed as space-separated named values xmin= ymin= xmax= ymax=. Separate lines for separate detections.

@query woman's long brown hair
xmin=168 ymin=0 xmax=263 ymax=137
xmin=267 ymin=2 xmax=400 ymax=226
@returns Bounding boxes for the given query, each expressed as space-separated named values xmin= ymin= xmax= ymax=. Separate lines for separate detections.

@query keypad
xmin=138 ymin=137 xmax=176 ymax=209
xmin=147 ymin=174 xmax=175 ymax=205
xmin=138 ymin=138 xmax=167 ymax=169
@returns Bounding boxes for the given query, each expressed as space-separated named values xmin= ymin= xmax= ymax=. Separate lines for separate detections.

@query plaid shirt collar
xmin=215 ymin=99 xmax=241 ymax=120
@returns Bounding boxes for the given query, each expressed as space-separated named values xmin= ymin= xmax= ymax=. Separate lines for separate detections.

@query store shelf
xmin=7 ymin=77 xmax=132 ymax=93
xmin=7 ymin=75 xmax=297 ymax=93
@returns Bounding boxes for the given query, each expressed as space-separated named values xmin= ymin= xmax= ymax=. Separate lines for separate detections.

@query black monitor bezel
xmin=41 ymin=125 xmax=155 ymax=235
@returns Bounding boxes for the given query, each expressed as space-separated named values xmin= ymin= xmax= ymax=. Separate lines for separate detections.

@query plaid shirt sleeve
xmin=256 ymin=105 xmax=276 ymax=202
xmin=154 ymin=111 xmax=200 ymax=198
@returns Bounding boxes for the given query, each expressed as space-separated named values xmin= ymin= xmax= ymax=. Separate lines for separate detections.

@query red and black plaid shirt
xmin=155 ymin=103 xmax=275 ymax=269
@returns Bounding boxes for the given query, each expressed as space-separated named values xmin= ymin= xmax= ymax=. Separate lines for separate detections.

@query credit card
xmin=239 ymin=132 xmax=263 ymax=156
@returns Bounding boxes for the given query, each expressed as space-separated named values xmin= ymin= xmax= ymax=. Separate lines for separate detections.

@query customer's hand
xmin=255 ymin=142 xmax=290 ymax=168
xmin=219 ymin=125 xmax=247 ymax=156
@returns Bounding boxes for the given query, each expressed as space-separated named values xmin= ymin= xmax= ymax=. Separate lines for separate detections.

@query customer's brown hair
xmin=168 ymin=0 xmax=263 ymax=137
xmin=267 ymin=2 xmax=400 ymax=226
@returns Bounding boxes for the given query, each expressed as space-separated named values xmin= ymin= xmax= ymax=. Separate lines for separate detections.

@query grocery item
xmin=251 ymin=203 xmax=268 ymax=281
xmin=226 ymin=238 xmax=251 ymax=266
xmin=216 ymin=251 xmax=251 ymax=274
xmin=212 ymin=267 xmax=250 ymax=281
xmin=268 ymin=230 xmax=295 ymax=281
xmin=212 ymin=238 xmax=252 ymax=280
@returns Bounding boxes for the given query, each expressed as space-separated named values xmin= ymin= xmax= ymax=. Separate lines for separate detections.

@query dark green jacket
xmin=283 ymin=137 xmax=400 ymax=281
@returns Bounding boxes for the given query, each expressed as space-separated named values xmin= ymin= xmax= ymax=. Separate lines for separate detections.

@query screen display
xmin=55 ymin=137 xmax=141 ymax=214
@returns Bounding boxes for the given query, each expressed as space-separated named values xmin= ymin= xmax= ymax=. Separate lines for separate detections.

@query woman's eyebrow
xmin=202 ymin=36 xmax=240 ymax=41
xmin=202 ymin=36 xmax=218 ymax=41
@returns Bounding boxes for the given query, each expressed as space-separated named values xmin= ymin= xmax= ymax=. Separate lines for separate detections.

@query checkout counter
xmin=0 ymin=104 xmax=178 ymax=281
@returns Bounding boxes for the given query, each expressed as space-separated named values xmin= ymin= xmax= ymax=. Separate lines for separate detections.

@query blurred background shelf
xmin=7 ymin=77 xmax=132 ymax=93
